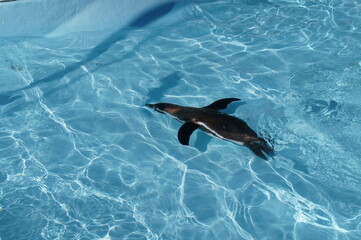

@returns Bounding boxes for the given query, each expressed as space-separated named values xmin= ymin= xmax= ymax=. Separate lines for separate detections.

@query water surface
xmin=1 ymin=0 xmax=361 ymax=239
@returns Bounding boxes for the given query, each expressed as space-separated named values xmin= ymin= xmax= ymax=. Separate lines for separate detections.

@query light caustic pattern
xmin=1 ymin=0 xmax=361 ymax=239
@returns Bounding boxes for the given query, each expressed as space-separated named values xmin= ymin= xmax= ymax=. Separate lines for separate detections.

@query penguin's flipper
xmin=178 ymin=122 xmax=199 ymax=145
xmin=203 ymin=98 xmax=241 ymax=111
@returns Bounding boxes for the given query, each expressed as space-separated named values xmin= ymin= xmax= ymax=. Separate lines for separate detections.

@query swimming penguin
xmin=146 ymin=98 xmax=273 ymax=160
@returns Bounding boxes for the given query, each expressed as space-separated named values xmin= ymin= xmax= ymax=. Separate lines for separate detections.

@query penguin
xmin=146 ymin=98 xmax=273 ymax=160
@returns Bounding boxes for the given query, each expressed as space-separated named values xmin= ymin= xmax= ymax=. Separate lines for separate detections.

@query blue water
xmin=1 ymin=0 xmax=361 ymax=239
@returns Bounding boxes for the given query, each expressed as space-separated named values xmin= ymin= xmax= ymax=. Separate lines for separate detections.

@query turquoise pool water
xmin=1 ymin=0 xmax=361 ymax=239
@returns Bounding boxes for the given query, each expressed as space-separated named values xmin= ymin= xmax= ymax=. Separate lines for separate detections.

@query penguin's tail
xmin=247 ymin=139 xmax=274 ymax=161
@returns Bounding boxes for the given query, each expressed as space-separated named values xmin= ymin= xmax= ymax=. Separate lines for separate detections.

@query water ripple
xmin=1 ymin=0 xmax=361 ymax=239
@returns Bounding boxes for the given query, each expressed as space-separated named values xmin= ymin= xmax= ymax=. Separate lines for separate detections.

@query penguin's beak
xmin=146 ymin=104 xmax=155 ymax=109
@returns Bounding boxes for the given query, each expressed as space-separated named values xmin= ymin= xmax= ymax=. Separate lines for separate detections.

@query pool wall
xmin=0 ymin=0 xmax=176 ymax=37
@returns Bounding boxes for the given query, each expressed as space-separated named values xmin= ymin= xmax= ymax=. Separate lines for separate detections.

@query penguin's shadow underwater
xmin=146 ymin=98 xmax=274 ymax=160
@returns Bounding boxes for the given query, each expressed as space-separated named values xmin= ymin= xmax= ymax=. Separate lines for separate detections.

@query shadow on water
xmin=146 ymin=72 xmax=183 ymax=103
xmin=0 ymin=1 xmax=175 ymax=107
xmin=194 ymin=131 xmax=212 ymax=152
xmin=143 ymin=71 xmax=183 ymax=119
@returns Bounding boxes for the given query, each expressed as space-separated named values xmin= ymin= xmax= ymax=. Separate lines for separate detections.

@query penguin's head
xmin=146 ymin=103 xmax=181 ymax=115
